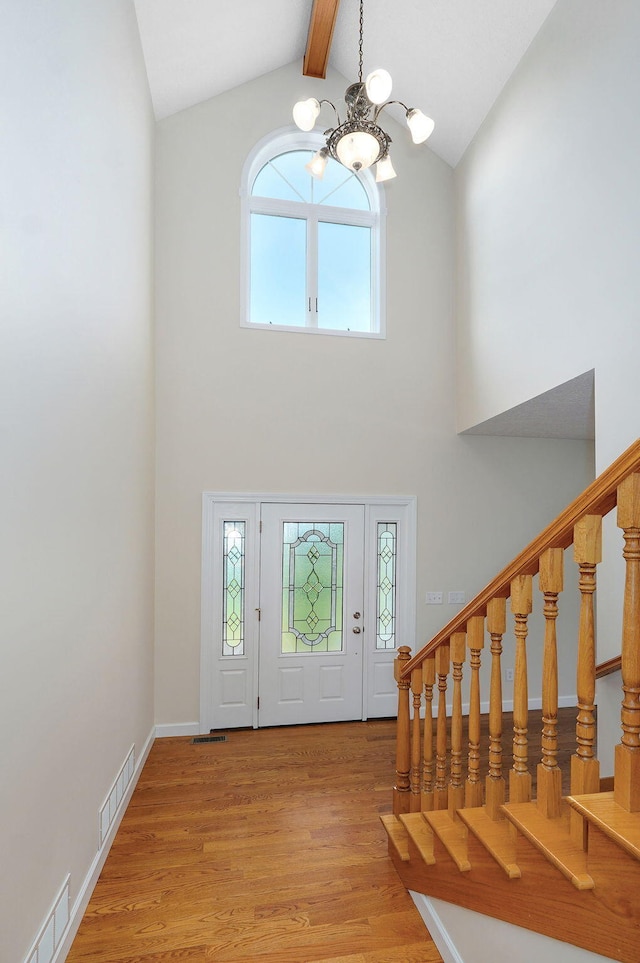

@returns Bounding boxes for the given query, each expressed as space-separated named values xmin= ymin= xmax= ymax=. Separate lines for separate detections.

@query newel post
xmin=394 ymin=646 xmax=412 ymax=815
xmin=615 ymin=474 xmax=640 ymax=812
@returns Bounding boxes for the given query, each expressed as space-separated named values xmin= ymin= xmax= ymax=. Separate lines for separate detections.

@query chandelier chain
xmin=358 ymin=0 xmax=364 ymax=83
xmin=291 ymin=0 xmax=434 ymax=178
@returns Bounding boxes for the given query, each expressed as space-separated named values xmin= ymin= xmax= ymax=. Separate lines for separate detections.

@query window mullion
xmin=307 ymin=214 xmax=319 ymax=329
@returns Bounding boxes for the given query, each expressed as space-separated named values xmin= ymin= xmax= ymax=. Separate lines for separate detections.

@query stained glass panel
xmin=222 ymin=521 xmax=245 ymax=656
xmin=281 ymin=522 xmax=344 ymax=654
xmin=376 ymin=522 xmax=397 ymax=649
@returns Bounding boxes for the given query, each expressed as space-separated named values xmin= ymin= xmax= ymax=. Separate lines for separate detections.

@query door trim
xmin=200 ymin=492 xmax=417 ymax=733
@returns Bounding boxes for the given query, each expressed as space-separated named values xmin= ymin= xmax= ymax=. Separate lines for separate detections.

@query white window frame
xmin=240 ymin=127 xmax=387 ymax=339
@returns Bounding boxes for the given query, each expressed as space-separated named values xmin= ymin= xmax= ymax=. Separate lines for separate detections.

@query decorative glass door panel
xmin=282 ymin=522 xmax=344 ymax=653
xmin=259 ymin=504 xmax=364 ymax=726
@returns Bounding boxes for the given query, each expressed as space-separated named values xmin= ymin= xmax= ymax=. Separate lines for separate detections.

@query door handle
xmin=352 ymin=626 xmax=361 ymax=634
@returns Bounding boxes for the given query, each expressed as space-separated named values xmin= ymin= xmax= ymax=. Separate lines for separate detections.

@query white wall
xmin=455 ymin=0 xmax=640 ymax=771
xmin=154 ymin=60 xmax=592 ymax=727
xmin=0 ymin=3 xmax=155 ymax=961
xmin=414 ymin=894 xmax=615 ymax=963
xmin=455 ymin=0 xmax=640 ymax=470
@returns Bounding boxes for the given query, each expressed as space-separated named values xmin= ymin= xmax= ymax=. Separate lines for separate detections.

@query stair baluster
xmin=486 ymin=597 xmax=506 ymax=819
xmin=434 ymin=644 xmax=450 ymax=810
xmin=510 ymin=575 xmax=532 ymax=803
xmin=466 ymin=615 xmax=485 ymax=808
xmin=449 ymin=633 xmax=466 ymax=817
xmin=421 ymin=656 xmax=436 ymax=811
xmin=570 ymin=514 xmax=602 ymax=846
xmin=410 ymin=668 xmax=423 ymax=811
xmin=383 ymin=441 xmax=640 ymax=963
xmin=615 ymin=473 xmax=640 ymax=812
xmin=537 ymin=547 xmax=564 ymax=819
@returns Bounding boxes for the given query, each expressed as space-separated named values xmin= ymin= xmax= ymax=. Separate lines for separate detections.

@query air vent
xmin=192 ymin=735 xmax=227 ymax=744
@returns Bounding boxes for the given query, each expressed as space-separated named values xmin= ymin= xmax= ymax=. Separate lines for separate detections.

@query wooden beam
xmin=303 ymin=0 xmax=341 ymax=79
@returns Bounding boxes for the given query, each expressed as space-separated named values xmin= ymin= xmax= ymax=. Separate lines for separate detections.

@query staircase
xmin=382 ymin=440 xmax=640 ymax=962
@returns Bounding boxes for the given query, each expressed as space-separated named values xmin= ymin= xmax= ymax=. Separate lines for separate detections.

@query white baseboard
xmin=410 ymin=893 xmax=463 ymax=963
xmin=155 ymin=721 xmax=200 ymax=738
xmin=53 ymin=725 xmax=155 ymax=963
xmin=410 ymin=892 xmax=613 ymax=962
xmin=485 ymin=693 xmax=578 ymax=714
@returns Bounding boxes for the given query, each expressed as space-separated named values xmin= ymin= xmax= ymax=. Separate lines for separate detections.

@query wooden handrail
xmin=402 ymin=438 xmax=640 ymax=678
xmin=596 ymin=655 xmax=622 ymax=679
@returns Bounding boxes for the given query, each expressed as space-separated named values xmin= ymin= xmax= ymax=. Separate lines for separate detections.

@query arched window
xmin=241 ymin=129 xmax=385 ymax=337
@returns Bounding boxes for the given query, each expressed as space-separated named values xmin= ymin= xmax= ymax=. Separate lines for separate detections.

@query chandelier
xmin=292 ymin=0 xmax=434 ymax=182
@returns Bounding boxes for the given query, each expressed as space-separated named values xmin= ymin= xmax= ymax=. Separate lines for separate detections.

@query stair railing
xmin=393 ymin=439 xmax=640 ymax=832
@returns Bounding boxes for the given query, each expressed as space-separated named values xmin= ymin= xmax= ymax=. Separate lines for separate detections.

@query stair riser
xmin=389 ymin=825 xmax=640 ymax=963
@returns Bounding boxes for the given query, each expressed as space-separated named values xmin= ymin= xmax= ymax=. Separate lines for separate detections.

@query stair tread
xmin=399 ymin=812 xmax=436 ymax=865
xmin=380 ymin=813 xmax=410 ymax=861
xmin=423 ymin=808 xmax=470 ymax=872
xmin=503 ymin=800 xmax=594 ymax=890
xmin=567 ymin=791 xmax=640 ymax=860
xmin=458 ymin=806 xmax=521 ymax=878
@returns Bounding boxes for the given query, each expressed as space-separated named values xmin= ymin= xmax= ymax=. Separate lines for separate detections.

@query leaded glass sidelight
xmin=281 ymin=522 xmax=344 ymax=654
xmin=222 ymin=522 xmax=245 ymax=656
xmin=376 ymin=522 xmax=397 ymax=649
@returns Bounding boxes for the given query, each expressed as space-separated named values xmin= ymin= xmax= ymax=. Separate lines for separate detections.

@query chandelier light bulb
xmin=375 ymin=153 xmax=397 ymax=183
xmin=305 ymin=148 xmax=329 ymax=179
xmin=293 ymin=98 xmax=321 ymax=131
xmin=406 ymin=108 xmax=435 ymax=144
xmin=335 ymin=130 xmax=381 ymax=172
xmin=365 ymin=68 xmax=393 ymax=105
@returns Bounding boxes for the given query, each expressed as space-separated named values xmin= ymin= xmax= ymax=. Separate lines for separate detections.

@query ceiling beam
xmin=303 ymin=0 xmax=341 ymax=79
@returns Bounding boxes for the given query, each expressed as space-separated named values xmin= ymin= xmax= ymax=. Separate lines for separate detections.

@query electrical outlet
xmin=506 ymin=668 xmax=514 ymax=682
xmin=425 ymin=591 xmax=443 ymax=604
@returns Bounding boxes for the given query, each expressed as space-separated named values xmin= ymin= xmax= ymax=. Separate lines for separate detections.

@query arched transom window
xmin=241 ymin=130 xmax=385 ymax=337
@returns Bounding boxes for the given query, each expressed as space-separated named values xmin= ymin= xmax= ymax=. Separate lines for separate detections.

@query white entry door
xmin=200 ymin=493 xmax=416 ymax=733
xmin=258 ymin=503 xmax=365 ymax=727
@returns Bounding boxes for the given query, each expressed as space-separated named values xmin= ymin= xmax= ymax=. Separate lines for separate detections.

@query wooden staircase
xmin=382 ymin=440 xmax=640 ymax=962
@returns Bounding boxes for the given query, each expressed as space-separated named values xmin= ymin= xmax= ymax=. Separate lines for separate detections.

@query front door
xmin=200 ymin=493 xmax=415 ymax=733
xmin=257 ymin=503 xmax=365 ymax=727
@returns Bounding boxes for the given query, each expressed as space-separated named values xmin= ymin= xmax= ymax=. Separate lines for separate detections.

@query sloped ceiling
xmin=133 ymin=0 xmax=558 ymax=167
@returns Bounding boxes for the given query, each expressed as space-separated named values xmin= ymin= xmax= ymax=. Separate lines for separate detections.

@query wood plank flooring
xmin=67 ymin=721 xmax=442 ymax=963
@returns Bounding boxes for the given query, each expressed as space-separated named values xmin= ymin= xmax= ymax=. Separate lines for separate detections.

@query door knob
xmin=352 ymin=626 xmax=361 ymax=634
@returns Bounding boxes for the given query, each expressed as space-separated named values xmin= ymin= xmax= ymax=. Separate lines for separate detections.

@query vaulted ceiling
xmin=133 ymin=0 xmax=557 ymax=168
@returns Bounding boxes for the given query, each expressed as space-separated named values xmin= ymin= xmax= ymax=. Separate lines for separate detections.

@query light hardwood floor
xmin=67 ymin=721 xmax=442 ymax=963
